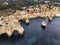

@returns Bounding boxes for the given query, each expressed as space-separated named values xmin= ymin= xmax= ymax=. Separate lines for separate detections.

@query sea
xmin=0 ymin=17 xmax=60 ymax=45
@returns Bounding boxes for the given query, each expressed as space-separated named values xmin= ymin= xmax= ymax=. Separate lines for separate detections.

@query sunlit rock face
xmin=0 ymin=21 xmax=24 ymax=37
xmin=0 ymin=3 xmax=60 ymax=37
xmin=41 ymin=21 xmax=47 ymax=28
xmin=0 ymin=14 xmax=24 ymax=37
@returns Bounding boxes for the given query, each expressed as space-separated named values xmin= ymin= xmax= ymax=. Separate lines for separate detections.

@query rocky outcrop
xmin=41 ymin=21 xmax=47 ymax=28
xmin=0 ymin=4 xmax=60 ymax=37
xmin=0 ymin=15 xmax=24 ymax=37
xmin=25 ymin=18 xmax=29 ymax=24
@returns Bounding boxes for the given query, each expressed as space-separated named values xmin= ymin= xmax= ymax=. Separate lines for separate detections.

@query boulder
xmin=25 ymin=18 xmax=29 ymax=25
xmin=41 ymin=21 xmax=47 ymax=28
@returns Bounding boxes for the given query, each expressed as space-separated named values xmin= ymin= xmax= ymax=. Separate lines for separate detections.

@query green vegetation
xmin=0 ymin=1 xmax=60 ymax=17
xmin=0 ymin=1 xmax=60 ymax=10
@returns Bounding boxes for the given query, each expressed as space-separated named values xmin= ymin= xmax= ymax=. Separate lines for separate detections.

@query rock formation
xmin=0 ymin=4 xmax=60 ymax=37
xmin=25 ymin=18 xmax=29 ymax=24
xmin=41 ymin=21 xmax=47 ymax=28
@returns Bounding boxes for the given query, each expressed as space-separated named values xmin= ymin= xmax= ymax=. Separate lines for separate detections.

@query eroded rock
xmin=41 ymin=21 xmax=47 ymax=28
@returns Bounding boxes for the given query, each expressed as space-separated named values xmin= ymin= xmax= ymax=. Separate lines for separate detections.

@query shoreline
xmin=0 ymin=3 xmax=60 ymax=37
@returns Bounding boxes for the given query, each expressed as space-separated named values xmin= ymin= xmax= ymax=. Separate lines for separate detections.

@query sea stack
xmin=48 ymin=17 xmax=53 ymax=21
xmin=25 ymin=18 xmax=29 ymax=25
xmin=41 ymin=21 xmax=47 ymax=28
xmin=48 ymin=15 xmax=53 ymax=21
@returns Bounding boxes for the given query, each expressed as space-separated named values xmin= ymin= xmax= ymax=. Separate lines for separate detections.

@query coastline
xmin=0 ymin=3 xmax=60 ymax=37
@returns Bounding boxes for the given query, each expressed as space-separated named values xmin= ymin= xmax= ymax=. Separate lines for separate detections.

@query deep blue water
xmin=0 ymin=17 xmax=60 ymax=45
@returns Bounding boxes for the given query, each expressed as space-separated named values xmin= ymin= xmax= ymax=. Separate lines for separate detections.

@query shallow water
xmin=0 ymin=17 xmax=60 ymax=45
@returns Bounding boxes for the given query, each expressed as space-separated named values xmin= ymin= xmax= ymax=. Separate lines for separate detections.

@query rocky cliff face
xmin=0 ymin=3 xmax=60 ymax=37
